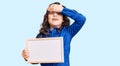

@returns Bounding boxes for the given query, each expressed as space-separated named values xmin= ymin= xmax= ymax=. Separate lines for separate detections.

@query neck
xmin=50 ymin=25 xmax=61 ymax=31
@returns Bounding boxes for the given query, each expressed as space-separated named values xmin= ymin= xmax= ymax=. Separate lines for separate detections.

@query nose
xmin=53 ymin=12 xmax=58 ymax=17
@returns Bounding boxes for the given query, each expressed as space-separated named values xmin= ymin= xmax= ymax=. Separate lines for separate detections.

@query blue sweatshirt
xmin=36 ymin=7 xmax=86 ymax=66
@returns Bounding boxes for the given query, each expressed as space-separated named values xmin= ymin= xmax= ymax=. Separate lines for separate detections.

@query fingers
xmin=47 ymin=4 xmax=63 ymax=12
xmin=22 ymin=49 xmax=29 ymax=61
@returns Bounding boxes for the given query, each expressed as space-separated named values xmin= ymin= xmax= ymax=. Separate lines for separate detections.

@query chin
xmin=52 ymin=22 xmax=61 ymax=25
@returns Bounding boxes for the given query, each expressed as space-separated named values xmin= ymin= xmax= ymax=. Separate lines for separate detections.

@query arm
xmin=62 ymin=7 xmax=86 ymax=38
xmin=47 ymin=4 xmax=86 ymax=37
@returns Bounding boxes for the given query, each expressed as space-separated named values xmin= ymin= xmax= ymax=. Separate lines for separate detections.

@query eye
xmin=57 ymin=12 xmax=62 ymax=15
xmin=48 ymin=11 xmax=62 ymax=15
xmin=48 ymin=11 xmax=54 ymax=14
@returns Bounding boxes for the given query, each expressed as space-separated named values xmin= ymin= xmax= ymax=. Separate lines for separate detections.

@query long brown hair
xmin=38 ymin=2 xmax=70 ymax=37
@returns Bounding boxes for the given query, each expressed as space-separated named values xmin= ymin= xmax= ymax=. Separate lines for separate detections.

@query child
xmin=22 ymin=2 xmax=86 ymax=66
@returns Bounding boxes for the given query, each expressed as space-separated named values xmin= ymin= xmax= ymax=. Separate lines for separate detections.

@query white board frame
xmin=26 ymin=37 xmax=64 ymax=63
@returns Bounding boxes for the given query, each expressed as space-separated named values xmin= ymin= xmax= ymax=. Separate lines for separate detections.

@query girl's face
xmin=48 ymin=11 xmax=63 ymax=29
xmin=48 ymin=11 xmax=63 ymax=28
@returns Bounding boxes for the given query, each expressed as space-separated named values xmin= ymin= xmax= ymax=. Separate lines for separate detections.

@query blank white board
xmin=26 ymin=37 xmax=64 ymax=63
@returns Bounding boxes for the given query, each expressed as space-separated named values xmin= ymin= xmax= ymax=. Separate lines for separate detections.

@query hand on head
xmin=47 ymin=4 xmax=64 ymax=12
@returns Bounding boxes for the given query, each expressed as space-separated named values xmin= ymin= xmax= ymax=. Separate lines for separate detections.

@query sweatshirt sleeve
xmin=62 ymin=7 xmax=86 ymax=38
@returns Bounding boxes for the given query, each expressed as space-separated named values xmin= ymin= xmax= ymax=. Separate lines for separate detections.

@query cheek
xmin=48 ymin=15 xmax=52 ymax=22
xmin=59 ymin=16 xmax=64 ymax=22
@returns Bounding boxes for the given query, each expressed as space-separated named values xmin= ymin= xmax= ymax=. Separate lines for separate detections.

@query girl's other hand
xmin=22 ymin=49 xmax=29 ymax=61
